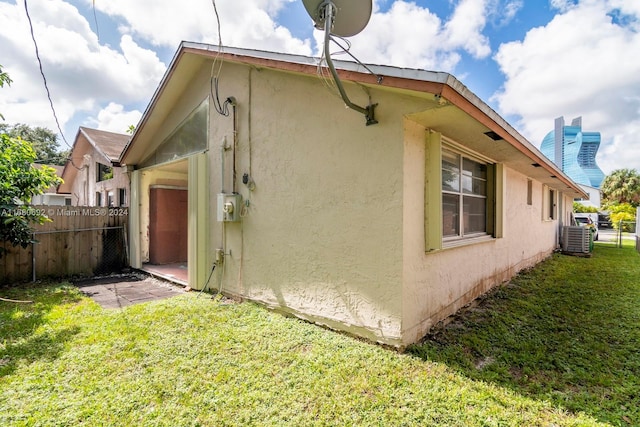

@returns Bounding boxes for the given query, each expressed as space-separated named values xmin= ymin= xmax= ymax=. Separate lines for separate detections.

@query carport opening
xmin=140 ymin=160 xmax=189 ymax=285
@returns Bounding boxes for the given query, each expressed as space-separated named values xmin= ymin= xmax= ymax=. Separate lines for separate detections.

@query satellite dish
xmin=302 ymin=0 xmax=378 ymax=125
xmin=302 ymin=0 xmax=372 ymax=37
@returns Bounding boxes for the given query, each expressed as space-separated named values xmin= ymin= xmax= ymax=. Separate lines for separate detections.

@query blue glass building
xmin=540 ymin=116 xmax=605 ymax=188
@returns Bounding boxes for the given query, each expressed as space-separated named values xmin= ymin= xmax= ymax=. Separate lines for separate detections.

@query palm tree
xmin=601 ymin=168 xmax=640 ymax=207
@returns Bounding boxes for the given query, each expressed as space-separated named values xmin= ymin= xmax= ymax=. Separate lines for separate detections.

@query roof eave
xmin=121 ymin=42 xmax=586 ymax=198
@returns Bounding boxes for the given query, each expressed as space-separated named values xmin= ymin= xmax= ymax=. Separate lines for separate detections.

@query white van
xmin=574 ymin=212 xmax=598 ymax=241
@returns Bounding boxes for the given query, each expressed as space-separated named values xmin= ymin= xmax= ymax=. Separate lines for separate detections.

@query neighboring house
xmin=120 ymin=43 xmax=587 ymax=347
xmin=58 ymin=127 xmax=130 ymax=207
xmin=575 ymin=183 xmax=601 ymax=209
xmin=32 ymin=164 xmax=70 ymax=206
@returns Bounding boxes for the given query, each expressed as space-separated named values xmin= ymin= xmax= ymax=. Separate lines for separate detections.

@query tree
xmin=573 ymin=202 xmax=598 ymax=213
xmin=0 ymin=134 xmax=62 ymax=257
xmin=608 ymin=203 xmax=636 ymax=232
xmin=0 ymin=64 xmax=12 ymax=121
xmin=0 ymin=123 xmax=69 ymax=166
xmin=601 ymin=168 xmax=640 ymax=207
xmin=0 ymin=68 xmax=62 ymax=257
xmin=0 ymin=65 xmax=10 ymax=87
xmin=0 ymin=66 xmax=68 ymax=166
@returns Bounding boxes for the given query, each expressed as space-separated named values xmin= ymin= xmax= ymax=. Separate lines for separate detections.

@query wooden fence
xmin=1 ymin=206 xmax=129 ymax=284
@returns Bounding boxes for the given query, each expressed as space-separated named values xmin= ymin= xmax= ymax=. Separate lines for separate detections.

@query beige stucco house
xmin=58 ymin=127 xmax=130 ymax=207
xmin=120 ymin=42 xmax=586 ymax=347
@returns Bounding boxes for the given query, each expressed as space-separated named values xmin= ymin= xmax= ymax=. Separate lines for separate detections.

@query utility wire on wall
xmin=209 ymin=0 xmax=233 ymax=116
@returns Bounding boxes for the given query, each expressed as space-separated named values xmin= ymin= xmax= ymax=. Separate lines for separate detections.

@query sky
xmin=0 ymin=0 xmax=639 ymax=174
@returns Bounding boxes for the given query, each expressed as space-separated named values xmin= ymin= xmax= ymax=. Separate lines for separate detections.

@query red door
xmin=149 ymin=187 xmax=188 ymax=264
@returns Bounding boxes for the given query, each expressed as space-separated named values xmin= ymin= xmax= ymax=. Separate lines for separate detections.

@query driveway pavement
xmin=597 ymin=228 xmax=636 ymax=244
xmin=75 ymin=273 xmax=186 ymax=309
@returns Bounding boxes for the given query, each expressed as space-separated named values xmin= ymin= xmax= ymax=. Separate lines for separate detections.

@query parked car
xmin=574 ymin=213 xmax=598 ymax=241
xmin=598 ymin=213 xmax=611 ymax=228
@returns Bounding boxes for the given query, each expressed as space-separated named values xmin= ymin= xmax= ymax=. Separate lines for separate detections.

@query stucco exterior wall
xmin=32 ymin=193 xmax=69 ymax=206
xmin=66 ymin=148 xmax=129 ymax=207
xmin=94 ymin=167 xmax=129 ymax=207
xmin=126 ymin=51 xmax=579 ymax=347
xmin=199 ymin=63 xmax=412 ymax=343
xmin=401 ymin=118 xmax=568 ymax=345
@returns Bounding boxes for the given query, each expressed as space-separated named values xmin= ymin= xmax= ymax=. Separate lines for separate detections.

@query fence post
xmin=123 ymin=223 xmax=129 ymax=266
xmin=32 ymin=232 xmax=36 ymax=282
xmin=635 ymin=206 xmax=640 ymax=252
xmin=618 ymin=220 xmax=623 ymax=248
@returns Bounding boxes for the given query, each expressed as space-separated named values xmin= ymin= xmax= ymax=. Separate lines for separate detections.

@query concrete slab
xmin=75 ymin=273 xmax=186 ymax=309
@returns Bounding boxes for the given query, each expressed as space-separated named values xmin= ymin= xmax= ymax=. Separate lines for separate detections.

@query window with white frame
xmin=441 ymin=147 xmax=488 ymax=239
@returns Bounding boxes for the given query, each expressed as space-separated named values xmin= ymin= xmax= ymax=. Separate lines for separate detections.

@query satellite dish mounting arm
xmin=320 ymin=1 xmax=378 ymax=126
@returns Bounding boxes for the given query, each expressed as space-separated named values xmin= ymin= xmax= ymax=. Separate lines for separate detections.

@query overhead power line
xmin=23 ymin=0 xmax=71 ymax=150
xmin=92 ymin=0 xmax=100 ymax=41
xmin=23 ymin=0 xmax=84 ymax=171
xmin=211 ymin=0 xmax=222 ymax=47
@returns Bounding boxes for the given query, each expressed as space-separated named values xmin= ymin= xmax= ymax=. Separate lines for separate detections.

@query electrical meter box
xmin=217 ymin=193 xmax=242 ymax=222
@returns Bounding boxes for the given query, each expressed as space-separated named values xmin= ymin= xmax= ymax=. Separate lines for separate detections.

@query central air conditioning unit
xmin=562 ymin=226 xmax=590 ymax=253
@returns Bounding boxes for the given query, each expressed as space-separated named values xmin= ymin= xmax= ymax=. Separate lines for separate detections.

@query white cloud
xmin=493 ymin=0 xmax=523 ymax=27
xmin=90 ymin=102 xmax=142 ymax=133
xmin=342 ymin=0 xmax=491 ymax=72
xmin=0 ymin=0 xmax=170 ymax=139
xmin=442 ymin=0 xmax=491 ymax=58
xmin=88 ymin=0 xmax=312 ymax=54
xmin=493 ymin=0 xmax=640 ymax=174
xmin=348 ymin=2 xmax=450 ymax=70
xmin=549 ymin=0 xmax=578 ymax=13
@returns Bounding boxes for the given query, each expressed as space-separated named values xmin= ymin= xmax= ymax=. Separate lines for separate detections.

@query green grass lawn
xmin=1 ymin=241 xmax=638 ymax=426
xmin=409 ymin=241 xmax=640 ymax=426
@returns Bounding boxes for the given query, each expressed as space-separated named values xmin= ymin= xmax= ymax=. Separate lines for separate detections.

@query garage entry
xmin=149 ymin=186 xmax=188 ymax=265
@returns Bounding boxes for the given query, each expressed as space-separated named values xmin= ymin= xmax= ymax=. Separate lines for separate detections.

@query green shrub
xmin=573 ymin=202 xmax=598 ymax=213
xmin=608 ymin=203 xmax=636 ymax=232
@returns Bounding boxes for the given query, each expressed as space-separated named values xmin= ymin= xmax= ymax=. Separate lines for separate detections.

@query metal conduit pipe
xmin=321 ymin=1 xmax=377 ymax=126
